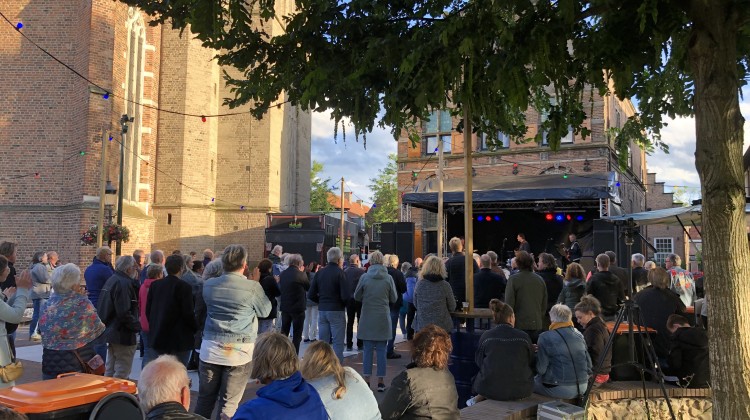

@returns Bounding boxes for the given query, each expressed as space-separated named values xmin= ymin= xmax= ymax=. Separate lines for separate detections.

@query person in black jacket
xmin=474 ymin=254 xmax=506 ymax=308
xmin=97 ymin=255 xmax=142 ymax=379
xmin=586 ymin=254 xmax=625 ymax=321
xmin=385 ymin=254 xmax=407 ymax=359
xmin=280 ymin=254 xmax=309 ymax=354
xmin=468 ymin=299 xmax=534 ymax=405
xmin=308 ymin=247 xmax=349 ymax=362
xmin=666 ymin=314 xmax=710 ymax=388
xmin=574 ymin=295 xmax=612 ymax=384
xmin=257 ymin=259 xmax=281 ymax=334
xmin=605 ymin=251 xmax=629 ymax=294
xmin=630 ymin=253 xmax=649 ymax=294
xmin=444 ymin=237 xmax=479 ymax=304
xmin=536 ymin=253 xmax=563 ymax=329
xmin=147 ymin=255 xmax=198 ymax=367
xmin=138 ymin=354 xmax=207 ymax=419
xmin=634 ymin=267 xmax=686 ymax=359
xmin=343 ymin=254 xmax=365 ymax=351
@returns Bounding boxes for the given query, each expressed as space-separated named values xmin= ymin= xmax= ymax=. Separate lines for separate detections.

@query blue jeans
xmin=141 ymin=333 xmax=157 ymax=369
xmin=29 ymin=298 xmax=47 ymax=338
xmin=258 ymin=319 xmax=276 ymax=334
xmin=533 ymin=376 xmax=587 ymax=399
xmin=318 ymin=310 xmax=346 ymax=362
xmin=387 ymin=309 xmax=399 ymax=355
xmin=362 ymin=340 xmax=387 ymax=378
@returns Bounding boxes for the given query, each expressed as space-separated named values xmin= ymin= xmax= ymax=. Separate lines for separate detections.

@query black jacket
xmin=537 ymin=268 xmax=564 ymax=310
xmin=473 ymin=324 xmax=534 ymax=401
xmin=147 ymin=275 xmax=198 ymax=354
xmin=668 ymin=326 xmax=710 ymax=387
xmin=258 ymin=273 xmax=281 ymax=320
xmin=609 ymin=266 xmax=629 ymax=294
xmin=343 ymin=266 xmax=366 ymax=300
xmin=586 ymin=271 xmax=625 ymax=317
xmin=308 ymin=262 xmax=348 ymax=311
xmin=473 ymin=268 xmax=506 ymax=308
xmin=147 ymin=402 xmax=207 ymax=420
xmin=634 ymin=286 xmax=686 ymax=357
xmin=444 ymin=252 xmax=479 ymax=303
xmin=557 ymin=278 xmax=586 ymax=311
xmin=631 ymin=266 xmax=649 ymax=292
xmin=582 ymin=316 xmax=612 ymax=374
xmin=387 ymin=267 xmax=407 ymax=310
xmin=97 ymin=271 xmax=141 ymax=346
xmin=280 ymin=267 xmax=310 ymax=313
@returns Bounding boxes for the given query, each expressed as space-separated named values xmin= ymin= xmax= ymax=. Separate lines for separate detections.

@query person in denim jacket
xmin=534 ymin=304 xmax=592 ymax=399
xmin=194 ymin=245 xmax=272 ymax=419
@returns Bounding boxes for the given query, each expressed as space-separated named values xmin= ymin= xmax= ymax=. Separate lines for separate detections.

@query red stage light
xmin=485 ymin=216 xmax=491 ymax=221
xmin=545 ymin=214 xmax=553 ymax=221
xmin=566 ymin=214 xmax=572 ymax=221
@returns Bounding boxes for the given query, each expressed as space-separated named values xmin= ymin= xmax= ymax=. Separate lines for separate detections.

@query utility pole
xmin=117 ymin=115 xmax=133 ymax=256
xmin=437 ymin=137 xmax=444 ymax=259
xmin=97 ymin=129 xmax=109 ymax=248
xmin=340 ymin=177 xmax=346 ymax=255
xmin=463 ymin=104 xmax=474 ymax=312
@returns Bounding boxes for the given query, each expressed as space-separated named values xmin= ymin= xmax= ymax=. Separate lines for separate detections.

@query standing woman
xmin=257 ymin=259 xmax=281 ymax=334
xmin=29 ymin=251 xmax=51 ymax=341
xmin=303 ymin=262 xmax=320 ymax=342
xmin=413 ymin=256 xmax=456 ymax=334
xmin=354 ymin=251 xmax=397 ymax=392
xmin=0 ymin=256 xmax=31 ymax=388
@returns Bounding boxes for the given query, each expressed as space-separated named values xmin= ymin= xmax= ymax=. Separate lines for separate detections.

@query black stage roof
xmin=402 ymin=172 xmax=619 ymax=211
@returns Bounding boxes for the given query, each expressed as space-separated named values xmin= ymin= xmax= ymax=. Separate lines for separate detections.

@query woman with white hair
xmin=534 ymin=304 xmax=591 ymax=399
xmin=413 ymin=256 xmax=456 ymax=334
xmin=39 ymin=263 xmax=105 ymax=379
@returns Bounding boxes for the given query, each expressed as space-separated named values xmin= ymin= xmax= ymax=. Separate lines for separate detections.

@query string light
xmin=240 ymin=205 xmax=245 ymax=210
xmin=34 ymin=172 xmax=39 ymax=179
xmin=15 ymin=22 xmax=22 ymax=30
xmin=211 ymin=197 xmax=215 ymax=202
xmin=102 ymin=92 xmax=109 ymax=100
xmin=201 ymin=116 xmax=207 ymax=122
xmin=79 ymin=151 xmax=86 ymax=156
xmin=563 ymin=173 xmax=568 ymax=179
xmin=108 ymin=136 xmax=113 ymax=141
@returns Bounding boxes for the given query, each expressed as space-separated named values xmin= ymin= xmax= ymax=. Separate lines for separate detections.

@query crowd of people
xmin=0 ymin=236 xmax=711 ymax=418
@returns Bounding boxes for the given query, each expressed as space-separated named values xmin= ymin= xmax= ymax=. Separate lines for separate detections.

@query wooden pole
xmin=437 ymin=137 xmax=445 ymax=259
xmin=463 ymin=105 xmax=474 ymax=311
xmin=340 ymin=177 xmax=346 ymax=255
xmin=96 ymin=130 xmax=108 ymax=248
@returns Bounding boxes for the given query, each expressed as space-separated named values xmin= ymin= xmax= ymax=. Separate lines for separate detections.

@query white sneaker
xmin=466 ymin=397 xmax=477 ymax=407
xmin=30 ymin=333 xmax=41 ymax=342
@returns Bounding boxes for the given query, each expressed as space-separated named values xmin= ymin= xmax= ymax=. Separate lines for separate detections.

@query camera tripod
xmin=581 ymin=218 xmax=675 ymax=420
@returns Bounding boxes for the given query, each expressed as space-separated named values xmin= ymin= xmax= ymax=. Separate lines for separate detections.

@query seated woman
xmin=534 ymin=304 xmax=592 ymax=399
xmin=574 ymin=295 xmax=612 ymax=385
xmin=468 ymin=299 xmax=534 ymax=405
xmin=39 ymin=264 xmax=105 ymax=379
xmin=379 ymin=325 xmax=459 ymax=419
xmin=301 ymin=341 xmax=381 ymax=419
xmin=233 ymin=332 xmax=327 ymax=420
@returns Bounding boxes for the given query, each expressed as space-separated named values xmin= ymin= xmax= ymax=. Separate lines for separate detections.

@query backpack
xmin=669 ymin=269 xmax=696 ymax=307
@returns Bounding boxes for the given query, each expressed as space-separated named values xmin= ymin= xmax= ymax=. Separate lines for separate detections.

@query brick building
xmin=642 ymin=173 xmax=689 ymax=267
xmin=0 ymin=1 xmax=310 ymax=266
xmin=398 ymin=89 xmax=648 ymax=266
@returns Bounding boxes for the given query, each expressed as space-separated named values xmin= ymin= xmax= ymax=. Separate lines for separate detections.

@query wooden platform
xmin=460 ymin=382 xmax=711 ymax=419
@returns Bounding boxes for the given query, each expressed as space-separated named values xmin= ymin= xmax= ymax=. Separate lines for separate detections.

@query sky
xmin=311 ymin=91 xmax=750 ymax=205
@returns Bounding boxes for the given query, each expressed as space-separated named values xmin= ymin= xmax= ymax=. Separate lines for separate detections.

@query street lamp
xmin=117 ymin=114 xmax=133 ymax=256
xmin=104 ymin=180 xmax=117 ymax=224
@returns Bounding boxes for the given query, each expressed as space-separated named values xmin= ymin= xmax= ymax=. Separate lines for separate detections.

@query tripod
xmin=581 ymin=218 xmax=675 ymax=419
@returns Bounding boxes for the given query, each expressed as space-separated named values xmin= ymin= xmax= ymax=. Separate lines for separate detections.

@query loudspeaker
xmin=592 ymin=219 xmax=616 ymax=256
xmin=379 ymin=222 xmax=415 ymax=264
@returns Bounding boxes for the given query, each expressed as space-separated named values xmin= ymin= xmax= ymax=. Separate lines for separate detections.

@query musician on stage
xmin=565 ymin=234 xmax=582 ymax=263
xmin=517 ymin=233 xmax=531 ymax=254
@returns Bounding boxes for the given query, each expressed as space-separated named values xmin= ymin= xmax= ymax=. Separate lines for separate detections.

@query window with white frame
xmin=423 ymin=110 xmax=452 ymax=155
xmin=653 ymin=237 xmax=674 ymax=267
xmin=540 ymin=98 xmax=574 ymax=145
xmin=123 ymin=9 xmax=146 ymax=202
xmin=479 ymin=131 xmax=510 ymax=151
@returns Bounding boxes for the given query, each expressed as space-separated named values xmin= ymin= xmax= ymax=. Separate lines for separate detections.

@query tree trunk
xmin=688 ymin=1 xmax=750 ymax=417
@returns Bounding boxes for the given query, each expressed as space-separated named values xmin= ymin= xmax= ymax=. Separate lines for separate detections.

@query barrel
xmin=449 ymin=330 xmax=482 ymax=408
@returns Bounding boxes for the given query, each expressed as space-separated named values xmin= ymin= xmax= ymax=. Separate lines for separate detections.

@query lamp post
xmin=117 ymin=114 xmax=133 ymax=256
xmin=104 ymin=180 xmax=117 ymax=223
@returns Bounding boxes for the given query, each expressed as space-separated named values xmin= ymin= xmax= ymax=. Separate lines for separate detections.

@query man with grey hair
xmin=308 ymin=247 xmax=348 ymax=361
xmin=631 ymin=253 xmax=649 ymax=294
xmin=132 ymin=249 xmax=145 ymax=271
xmin=138 ymin=355 xmax=205 ymax=419
xmin=486 ymin=251 xmax=504 ymax=276
xmin=279 ymin=254 xmax=309 ymax=354
xmin=140 ymin=249 xmax=165 ymax=284
xmin=344 ymin=254 xmax=365 ymax=351
xmin=97 ymin=255 xmax=141 ymax=379
xmin=269 ymin=245 xmax=283 ymax=264
xmin=665 ymin=253 xmax=696 ymax=307
xmin=474 ymin=254 xmax=507 ymax=308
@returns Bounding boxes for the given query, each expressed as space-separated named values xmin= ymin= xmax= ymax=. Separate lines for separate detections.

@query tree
xmin=368 ymin=154 xmax=399 ymax=224
xmin=126 ymin=1 xmax=750 ymax=414
xmin=310 ymin=160 xmax=333 ymax=212
xmin=672 ymin=186 xmax=702 ymax=206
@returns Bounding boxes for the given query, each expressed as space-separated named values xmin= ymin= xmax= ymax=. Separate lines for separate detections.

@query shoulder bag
xmin=0 ymin=335 xmax=23 ymax=383
xmin=554 ymin=328 xmax=583 ymax=406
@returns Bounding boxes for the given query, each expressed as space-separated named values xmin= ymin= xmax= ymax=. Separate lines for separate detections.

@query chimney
xmin=344 ymin=192 xmax=352 ymax=202
xmin=356 ymin=199 xmax=363 ymax=205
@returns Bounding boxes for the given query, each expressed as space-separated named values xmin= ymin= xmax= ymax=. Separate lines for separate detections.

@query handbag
xmin=554 ymin=329 xmax=584 ymax=406
xmin=0 ymin=336 xmax=23 ymax=383
xmin=74 ymin=350 xmax=105 ymax=376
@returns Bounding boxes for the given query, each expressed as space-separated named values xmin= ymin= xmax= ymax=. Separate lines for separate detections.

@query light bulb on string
xmin=616 ymin=182 xmax=621 ymax=187
xmin=103 ymin=92 xmax=109 ymax=100
xmin=79 ymin=151 xmax=86 ymax=156
xmin=563 ymin=174 xmax=568 ymax=179
xmin=34 ymin=172 xmax=40 ymax=179
xmin=108 ymin=136 xmax=113 ymax=141
xmin=15 ymin=22 xmax=23 ymax=30
xmin=211 ymin=198 xmax=215 ymax=202
xmin=201 ymin=116 xmax=207 ymax=122
xmin=240 ymin=205 xmax=245 ymax=210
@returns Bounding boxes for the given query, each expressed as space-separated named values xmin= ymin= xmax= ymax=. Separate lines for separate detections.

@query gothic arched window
xmin=123 ymin=9 xmax=145 ymax=202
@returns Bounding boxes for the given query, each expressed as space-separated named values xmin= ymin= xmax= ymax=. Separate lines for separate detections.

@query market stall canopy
xmin=604 ymin=203 xmax=750 ymax=226
xmin=402 ymin=172 xmax=618 ymax=211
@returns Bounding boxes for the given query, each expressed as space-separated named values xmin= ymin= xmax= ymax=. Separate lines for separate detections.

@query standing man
xmin=566 ymin=234 xmax=582 ymax=263
xmin=308 ymin=247 xmax=348 ymax=362
xmin=665 ymin=254 xmax=696 ymax=307
xmin=280 ymin=254 xmax=309 ymax=354
xmin=505 ymin=251 xmax=547 ymax=343
xmin=133 ymin=249 xmax=145 ymax=272
xmin=46 ymin=251 xmax=60 ymax=270
xmin=517 ymin=233 xmax=531 ymax=254
xmin=403 ymin=258 xmax=422 ymax=340
xmin=84 ymin=246 xmax=115 ymax=308
xmin=344 ymin=254 xmax=365 ymax=351
xmin=631 ymin=253 xmax=649 ymax=294
xmin=474 ymin=254 xmax=507 ymax=307
xmin=605 ymin=251 xmax=628 ymax=295
xmin=202 ymin=249 xmax=214 ymax=268
xmin=486 ymin=251 xmax=505 ymax=276
xmin=97 ymin=255 xmax=141 ymax=379
xmin=269 ymin=245 xmax=283 ymax=264
xmin=445 ymin=237 xmax=479 ymax=304
xmin=146 ymin=255 xmax=198 ymax=367
xmin=140 ymin=250 xmax=165 ymax=284
xmin=586 ymin=254 xmax=625 ymax=321
xmin=385 ymin=254 xmax=407 ymax=359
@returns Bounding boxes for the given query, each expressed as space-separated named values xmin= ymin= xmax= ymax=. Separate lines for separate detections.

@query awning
xmin=402 ymin=172 xmax=618 ymax=210
xmin=604 ymin=204 xmax=750 ymax=226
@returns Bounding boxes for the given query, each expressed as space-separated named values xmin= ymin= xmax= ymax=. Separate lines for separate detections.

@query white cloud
xmin=311 ymin=110 xmax=397 ymax=204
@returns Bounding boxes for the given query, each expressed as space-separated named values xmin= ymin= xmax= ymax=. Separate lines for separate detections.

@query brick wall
xmin=644 ymin=172 xmax=686 ymax=266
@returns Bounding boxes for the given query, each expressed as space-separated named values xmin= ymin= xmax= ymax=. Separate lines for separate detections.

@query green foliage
xmin=368 ymin=154 xmax=399 ymax=224
xmin=310 ymin=160 xmax=334 ymax=212
xmin=671 ymin=186 xmax=701 ymax=206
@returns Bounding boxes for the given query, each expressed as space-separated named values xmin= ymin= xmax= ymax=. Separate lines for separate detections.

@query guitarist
xmin=565 ymin=233 xmax=582 ymax=264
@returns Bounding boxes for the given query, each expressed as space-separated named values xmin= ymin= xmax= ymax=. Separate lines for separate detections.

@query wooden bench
xmin=460 ymin=394 xmax=571 ymax=420
xmin=588 ymin=381 xmax=711 ymax=402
